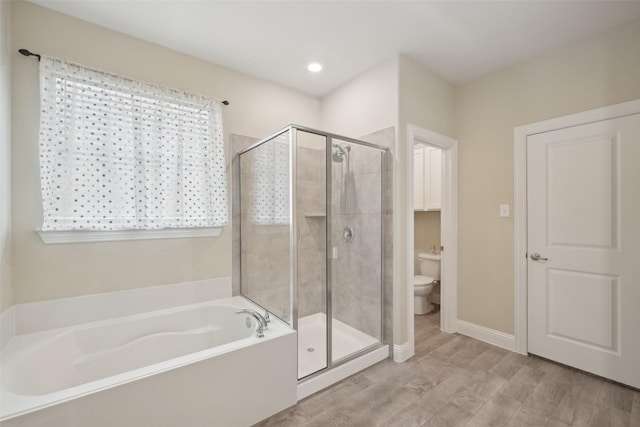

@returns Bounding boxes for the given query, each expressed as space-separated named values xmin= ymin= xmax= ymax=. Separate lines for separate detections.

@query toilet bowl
xmin=413 ymin=252 xmax=441 ymax=315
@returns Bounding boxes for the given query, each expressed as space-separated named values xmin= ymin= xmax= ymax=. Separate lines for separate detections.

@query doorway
xmin=407 ymin=125 xmax=458 ymax=358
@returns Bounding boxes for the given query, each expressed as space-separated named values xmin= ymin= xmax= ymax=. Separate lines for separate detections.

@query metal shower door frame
xmin=238 ymin=124 xmax=389 ymax=379
xmin=292 ymin=125 xmax=388 ymax=373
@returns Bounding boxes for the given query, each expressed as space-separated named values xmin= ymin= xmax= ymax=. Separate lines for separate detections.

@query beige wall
xmin=10 ymin=1 xmax=639 ymax=349
xmin=399 ymin=55 xmax=455 ymax=139
xmin=414 ymin=211 xmax=440 ymax=270
xmin=10 ymin=2 xmax=321 ymax=304
xmin=396 ymin=55 xmax=455 ymax=343
xmin=1 ymin=0 xmax=12 ymax=312
xmin=321 ymin=57 xmax=397 ymax=138
xmin=455 ymin=18 xmax=640 ymax=334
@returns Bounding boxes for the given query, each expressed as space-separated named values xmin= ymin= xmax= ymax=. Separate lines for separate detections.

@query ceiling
xmin=29 ymin=1 xmax=640 ymax=98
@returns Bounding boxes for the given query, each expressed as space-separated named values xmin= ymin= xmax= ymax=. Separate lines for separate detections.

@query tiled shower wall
xmin=359 ymin=127 xmax=394 ymax=349
xmin=296 ymin=139 xmax=327 ymax=318
xmin=331 ymin=128 xmax=394 ymax=342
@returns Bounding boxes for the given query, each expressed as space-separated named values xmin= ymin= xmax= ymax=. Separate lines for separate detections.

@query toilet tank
xmin=417 ymin=253 xmax=441 ymax=280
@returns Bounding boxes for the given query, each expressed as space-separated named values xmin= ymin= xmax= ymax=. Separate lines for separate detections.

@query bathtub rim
xmin=0 ymin=296 xmax=294 ymax=422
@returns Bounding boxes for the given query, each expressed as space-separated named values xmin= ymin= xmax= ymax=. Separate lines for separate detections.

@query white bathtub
xmin=0 ymin=296 xmax=297 ymax=427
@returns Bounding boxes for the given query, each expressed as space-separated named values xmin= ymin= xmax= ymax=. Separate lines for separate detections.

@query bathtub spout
xmin=235 ymin=309 xmax=268 ymax=338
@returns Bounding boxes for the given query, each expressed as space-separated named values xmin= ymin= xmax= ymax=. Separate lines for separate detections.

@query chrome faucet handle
xmin=254 ymin=324 xmax=264 ymax=338
xmin=264 ymin=310 xmax=271 ymax=323
xmin=235 ymin=309 xmax=268 ymax=337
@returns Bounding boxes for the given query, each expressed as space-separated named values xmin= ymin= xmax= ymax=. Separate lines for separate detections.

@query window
xmin=246 ymin=132 xmax=290 ymax=225
xmin=38 ymin=56 xmax=227 ymax=241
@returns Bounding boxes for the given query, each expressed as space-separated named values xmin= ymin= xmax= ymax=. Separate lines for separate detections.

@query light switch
xmin=499 ymin=204 xmax=510 ymax=217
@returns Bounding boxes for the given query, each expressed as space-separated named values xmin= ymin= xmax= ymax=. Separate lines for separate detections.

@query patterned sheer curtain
xmin=248 ymin=132 xmax=290 ymax=225
xmin=39 ymin=56 xmax=227 ymax=231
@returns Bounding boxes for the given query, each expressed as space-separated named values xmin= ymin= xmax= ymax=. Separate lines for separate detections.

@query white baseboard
xmin=456 ymin=320 xmax=516 ymax=352
xmin=393 ymin=340 xmax=414 ymax=362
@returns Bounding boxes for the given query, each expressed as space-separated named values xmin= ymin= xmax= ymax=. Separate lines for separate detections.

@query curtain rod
xmin=18 ymin=48 xmax=231 ymax=106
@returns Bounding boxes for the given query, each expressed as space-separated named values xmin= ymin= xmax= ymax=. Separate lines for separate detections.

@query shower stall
xmin=237 ymin=125 xmax=388 ymax=381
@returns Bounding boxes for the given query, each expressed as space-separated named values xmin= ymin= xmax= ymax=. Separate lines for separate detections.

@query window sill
xmin=37 ymin=227 xmax=224 ymax=244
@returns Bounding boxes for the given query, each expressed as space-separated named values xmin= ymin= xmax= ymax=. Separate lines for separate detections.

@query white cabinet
xmin=413 ymin=146 xmax=441 ymax=211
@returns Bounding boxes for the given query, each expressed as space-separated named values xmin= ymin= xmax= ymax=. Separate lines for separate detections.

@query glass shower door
xmin=295 ymin=129 xmax=328 ymax=379
xmin=329 ymin=138 xmax=384 ymax=363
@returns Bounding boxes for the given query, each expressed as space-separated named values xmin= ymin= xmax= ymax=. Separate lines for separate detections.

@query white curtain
xmin=248 ymin=132 xmax=290 ymax=225
xmin=39 ymin=56 xmax=227 ymax=231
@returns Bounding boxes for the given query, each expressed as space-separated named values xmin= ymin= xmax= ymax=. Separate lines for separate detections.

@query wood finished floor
xmin=256 ymin=309 xmax=640 ymax=427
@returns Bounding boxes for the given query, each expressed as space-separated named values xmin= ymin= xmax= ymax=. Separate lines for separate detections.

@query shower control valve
xmin=343 ymin=226 xmax=354 ymax=242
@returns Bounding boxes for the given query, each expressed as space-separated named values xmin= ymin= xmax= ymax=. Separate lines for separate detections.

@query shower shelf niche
xmin=304 ymin=213 xmax=326 ymax=218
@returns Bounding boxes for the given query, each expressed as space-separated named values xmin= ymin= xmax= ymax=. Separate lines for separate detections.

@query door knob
xmin=530 ymin=253 xmax=548 ymax=261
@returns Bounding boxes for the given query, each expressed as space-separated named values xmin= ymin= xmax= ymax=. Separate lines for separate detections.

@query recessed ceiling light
xmin=307 ymin=62 xmax=323 ymax=72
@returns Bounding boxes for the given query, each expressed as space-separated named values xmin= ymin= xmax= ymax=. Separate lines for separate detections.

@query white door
xmin=527 ymin=113 xmax=640 ymax=388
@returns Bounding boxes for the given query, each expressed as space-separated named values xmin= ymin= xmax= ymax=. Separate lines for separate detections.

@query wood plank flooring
xmin=256 ymin=309 xmax=640 ymax=426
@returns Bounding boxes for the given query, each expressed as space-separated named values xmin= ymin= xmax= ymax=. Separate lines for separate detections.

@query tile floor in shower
xmin=297 ymin=313 xmax=380 ymax=379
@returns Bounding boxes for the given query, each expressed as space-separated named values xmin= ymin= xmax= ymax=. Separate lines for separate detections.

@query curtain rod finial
xmin=18 ymin=49 xmax=41 ymax=61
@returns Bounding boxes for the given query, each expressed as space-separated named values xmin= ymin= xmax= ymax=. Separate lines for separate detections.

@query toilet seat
xmin=414 ymin=275 xmax=434 ymax=286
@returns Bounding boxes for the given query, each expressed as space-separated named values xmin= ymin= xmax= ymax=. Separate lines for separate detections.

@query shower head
xmin=332 ymin=144 xmax=350 ymax=162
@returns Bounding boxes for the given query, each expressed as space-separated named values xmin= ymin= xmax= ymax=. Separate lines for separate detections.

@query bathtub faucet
xmin=235 ymin=309 xmax=268 ymax=338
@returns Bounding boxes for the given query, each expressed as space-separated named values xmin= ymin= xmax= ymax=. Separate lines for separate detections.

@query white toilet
xmin=414 ymin=252 xmax=441 ymax=315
